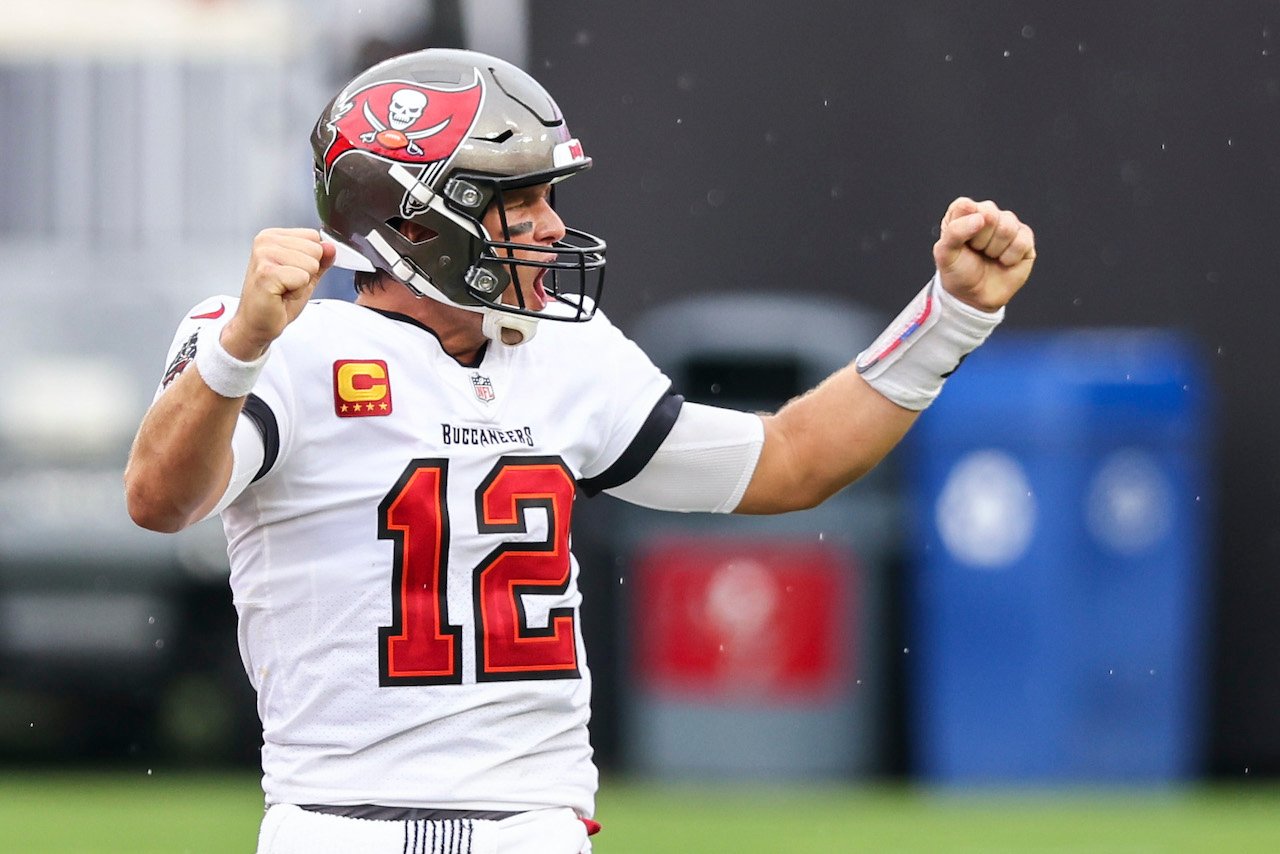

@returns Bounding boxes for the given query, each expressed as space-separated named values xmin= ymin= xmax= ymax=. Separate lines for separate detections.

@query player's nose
xmin=533 ymin=199 xmax=566 ymax=245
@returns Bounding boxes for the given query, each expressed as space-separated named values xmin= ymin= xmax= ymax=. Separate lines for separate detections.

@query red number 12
xmin=377 ymin=456 xmax=580 ymax=686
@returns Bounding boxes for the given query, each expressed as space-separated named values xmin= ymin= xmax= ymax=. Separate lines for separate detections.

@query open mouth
xmin=531 ymin=268 xmax=549 ymax=308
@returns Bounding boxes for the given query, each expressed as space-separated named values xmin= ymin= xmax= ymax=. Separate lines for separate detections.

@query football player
xmin=125 ymin=49 xmax=1034 ymax=853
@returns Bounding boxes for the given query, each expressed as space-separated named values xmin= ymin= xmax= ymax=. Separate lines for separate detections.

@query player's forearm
xmin=124 ymin=367 xmax=239 ymax=533
xmin=736 ymin=199 xmax=1034 ymax=515
xmin=735 ymin=366 xmax=917 ymax=514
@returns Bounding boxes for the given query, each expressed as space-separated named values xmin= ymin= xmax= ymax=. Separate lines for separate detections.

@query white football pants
xmin=257 ymin=804 xmax=592 ymax=854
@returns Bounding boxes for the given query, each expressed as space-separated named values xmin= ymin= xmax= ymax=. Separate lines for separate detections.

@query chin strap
xmin=361 ymin=229 xmax=540 ymax=347
xmin=481 ymin=309 xmax=539 ymax=346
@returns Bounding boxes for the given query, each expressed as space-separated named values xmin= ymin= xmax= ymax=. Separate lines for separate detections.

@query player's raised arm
xmin=734 ymin=198 xmax=1035 ymax=514
xmin=124 ymin=228 xmax=334 ymax=533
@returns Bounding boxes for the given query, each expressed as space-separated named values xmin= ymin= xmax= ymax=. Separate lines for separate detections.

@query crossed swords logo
xmin=357 ymin=88 xmax=451 ymax=156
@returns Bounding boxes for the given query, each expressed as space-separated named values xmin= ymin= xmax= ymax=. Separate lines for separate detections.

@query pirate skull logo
xmin=321 ymin=76 xmax=485 ymax=176
xmin=359 ymin=87 xmax=451 ymax=156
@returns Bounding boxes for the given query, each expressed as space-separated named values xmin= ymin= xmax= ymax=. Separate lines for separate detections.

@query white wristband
xmin=855 ymin=272 xmax=1004 ymax=411
xmin=194 ymin=323 xmax=269 ymax=398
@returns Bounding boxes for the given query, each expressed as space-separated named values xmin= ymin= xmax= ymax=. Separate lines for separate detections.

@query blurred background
xmin=2 ymin=0 xmax=1280 ymax=848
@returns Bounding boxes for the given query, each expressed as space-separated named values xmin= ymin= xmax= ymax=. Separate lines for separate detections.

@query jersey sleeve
xmin=601 ymin=401 xmax=764 ymax=513
xmin=199 ymin=415 xmax=266 ymax=520
xmin=153 ymin=295 xmax=238 ymax=400
xmin=153 ymin=295 xmax=293 ymax=509
xmin=223 ymin=342 xmax=294 ymax=489
xmin=575 ymin=313 xmax=684 ymax=496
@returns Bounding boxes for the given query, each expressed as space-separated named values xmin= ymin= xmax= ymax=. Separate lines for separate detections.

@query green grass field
xmin=1 ymin=770 xmax=1278 ymax=853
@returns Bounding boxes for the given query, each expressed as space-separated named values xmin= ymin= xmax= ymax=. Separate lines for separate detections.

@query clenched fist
xmin=221 ymin=228 xmax=337 ymax=360
xmin=933 ymin=198 xmax=1036 ymax=312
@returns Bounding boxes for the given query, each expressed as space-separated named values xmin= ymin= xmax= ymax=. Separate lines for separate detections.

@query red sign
xmin=633 ymin=537 xmax=855 ymax=700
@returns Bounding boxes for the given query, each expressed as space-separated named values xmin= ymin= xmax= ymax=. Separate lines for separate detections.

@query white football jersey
xmin=157 ymin=296 xmax=679 ymax=817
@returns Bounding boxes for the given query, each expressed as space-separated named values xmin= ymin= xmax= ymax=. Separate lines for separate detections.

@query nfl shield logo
xmin=471 ymin=373 xmax=496 ymax=403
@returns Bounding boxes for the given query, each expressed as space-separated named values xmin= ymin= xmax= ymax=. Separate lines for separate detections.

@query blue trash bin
xmin=903 ymin=329 xmax=1213 ymax=784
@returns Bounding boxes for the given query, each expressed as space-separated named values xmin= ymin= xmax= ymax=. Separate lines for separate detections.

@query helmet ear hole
xmin=387 ymin=217 xmax=438 ymax=244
